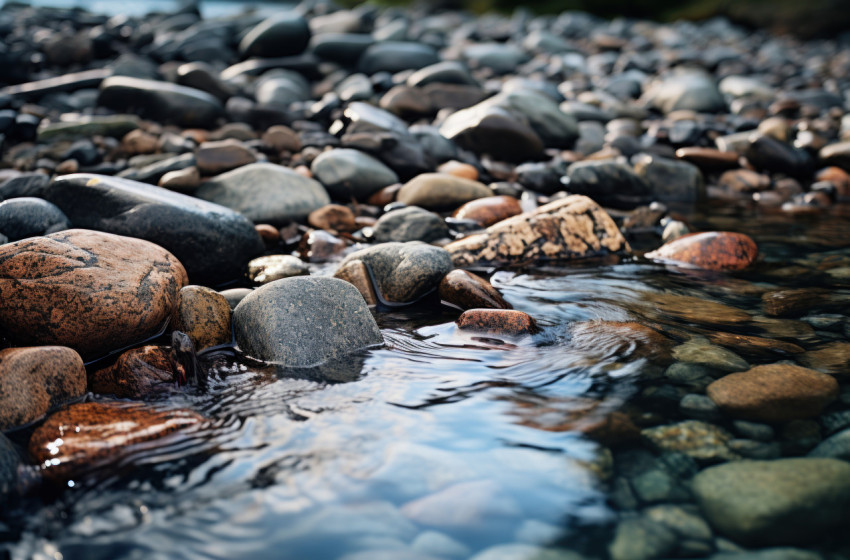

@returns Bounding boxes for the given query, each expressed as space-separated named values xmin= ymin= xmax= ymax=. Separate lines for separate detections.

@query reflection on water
xmin=3 ymin=206 xmax=850 ymax=560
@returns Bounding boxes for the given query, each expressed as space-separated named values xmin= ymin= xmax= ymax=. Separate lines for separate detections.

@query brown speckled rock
xmin=708 ymin=364 xmax=839 ymax=423
xmin=334 ymin=259 xmax=378 ymax=306
xmin=457 ymin=309 xmax=538 ymax=335
xmin=452 ymin=195 xmax=522 ymax=227
xmin=0 ymin=229 xmax=187 ymax=359
xmin=29 ymin=401 xmax=205 ymax=481
xmin=438 ymin=269 xmax=511 ymax=310
xmin=446 ymin=195 xmax=629 ymax=267
xmin=171 ymin=286 xmax=232 ymax=351
xmin=308 ymin=204 xmax=358 ymax=233
xmin=569 ymin=321 xmax=674 ymax=365
xmin=645 ymin=231 xmax=758 ymax=271
xmin=397 ymin=173 xmax=492 ymax=210
xmin=89 ymin=346 xmax=180 ymax=398
xmin=0 ymin=346 xmax=86 ymax=430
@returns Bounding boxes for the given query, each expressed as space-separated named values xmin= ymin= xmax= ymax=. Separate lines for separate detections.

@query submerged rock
xmin=457 ymin=309 xmax=538 ymax=335
xmin=0 ymin=230 xmax=186 ymax=359
xmin=233 ymin=277 xmax=383 ymax=366
xmin=646 ymin=232 xmax=758 ymax=272
xmin=89 ymin=346 xmax=182 ymax=398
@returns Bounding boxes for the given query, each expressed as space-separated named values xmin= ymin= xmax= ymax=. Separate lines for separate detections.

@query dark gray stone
xmin=311 ymin=33 xmax=375 ymax=66
xmin=254 ymin=70 xmax=311 ymax=108
xmin=37 ymin=115 xmax=140 ymax=141
xmin=195 ymin=162 xmax=330 ymax=225
xmin=358 ymin=41 xmax=439 ymax=75
xmin=0 ymin=198 xmax=69 ymax=241
xmin=239 ymin=13 xmax=311 ymax=58
xmin=463 ymin=43 xmax=528 ymax=74
xmin=118 ymin=153 xmax=196 ymax=185
xmin=0 ymin=173 xmax=50 ymax=199
xmin=746 ymin=134 xmax=814 ymax=179
xmin=339 ymin=242 xmax=453 ymax=304
xmin=373 ymin=206 xmax=448 ymax=243
xmin=0 ymin=431 xmax=19 ymax=498
xmin=98 ymin=76 xmax=224 ymax=128
xmin=232 ymin=277 xmax=383 ymax=366
xmin=311 ymin=148 xmax=398 ymax=201
xmin=44 ymin=174 xmax=263 ymax=286
xmin=406 ymin=61 xmax=477 ymax=88
xmin=564 ymin=160 xmax=652 ymax=209
xmin=642 ymin=70 xmax=726 ymax=114
xmin=633 ymin=154 xmax=705 ymax=204
xmin=808 ymin=427 xmax=850 ymax=460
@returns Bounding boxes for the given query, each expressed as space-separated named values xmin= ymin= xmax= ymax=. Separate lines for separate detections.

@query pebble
xmin=170 ymin=285 xmax=232 ymax=351
xmin=609 ymin=517 xmax=676 ymax=560
xmin=0 ymin=229 xmax=186 ymax=359
xmin=247 ymin=255 xmax=310 ymax=284
xmin=457 ymin=309 xmax=538 ymax=336
xmin=308 ymin=204 xmax=358 ymax=233
xmin=358 ymin=42 xmax=439 ymax=75
xmin=195 ymin=139 xmax=257 ymax=176
xmin=334 ymin=259 xmax=378 ymax=307
xmin=645 ymin=232 xmax=758 ymax=271
xmin=373 ymin=206 xmax=448 ymax=244
xmin=239 ymin=13 xmax=311 ymax=58
xmin=0 ymin=346 xmax=86 ymax=430
xmin=311 ymin=148 xmax=399 ymax=201
xmin=89 ymin=346 xmax=182 ymax=398
xmin=642 ymin=70 xmax=726 ymax=114
xmin=397 ymin=173 xmax=492 ymax=211
xmin=438 ymin=270 xmax=511 ymax=311
xmin=564 ymin=160 xmax=651 ymax=209
xmin=158 ymin=166 xmax=201 ymax=192
xmin=452 ymin=196 xmax=523 ymax=228
xmin=233 ymin=277 xmax=383 ymax=366
xmin=642 ymin=420 xmax=738 ymax=462
xmin=632 ymin=154 xmax=704 ymax=204
xmin=98 ymin=76 xmax=224 ymax=128
xmin=672 ymin=340 xmax=749 ymax=373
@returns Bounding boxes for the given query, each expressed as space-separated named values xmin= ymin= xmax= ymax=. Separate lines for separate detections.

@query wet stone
xmin=248 ymin=255 xmax=309 ymax=284
xmin=646 ymin=231 xmax=758 ymax=272
xmin=358 ymin=41 xmax=439 ymax=75
xmin=609 ymin=517 xmax=676 ymax=560
xmin=0 ymin=197 xmax=69 ymax=241
xmin=446 ymin=195 xmax=629 ymax=268
xmin=569 ymin=321 xmax=674 ymax=365
xmin=642 ymin=70 xmax=726 ymax=114
xmin=564 ymin=160 xmax=651 ymax=209
xmin=373 ymin=206 xmax=448 ymax=244
xmin=0 ymin=432 xmax=19 ymax=498
xmin=798 ymin=341 xmax=850 ymax=375
xmin=642 ymin=420 xmax=738 ymax=462
xmin=457 ymin=309 xmax=538 ymax=336
xmin=0 ymin=229 xmax=186 ymax=359
xmin=334 ymin=259 xmax=378 ymax=307
xmin=159 ymin=166 xmax=201 ymax=193
xmin=672 ymin=340 xmax=749 ymax=373
xmin=438 ymin=270 xmax=511 ymax=311
xmin=632 ymin=154 xmax=704 ymax=204
xmin=220 ymin=288 xmax=253 ymax=310
xmin=89 ymin=346 xmax=182 ymax=399
xmin=0 ymin=346 xmax=86 ymax=430
xmin=233 ymin=277 xmax=383 ymax=366
xmin=746 ymin=134 xmax=814 ymax=179
xmin=171 ymin=285 xmax=232 ymax=351
xmin=704 ymin=332 xmax=804 ymax=361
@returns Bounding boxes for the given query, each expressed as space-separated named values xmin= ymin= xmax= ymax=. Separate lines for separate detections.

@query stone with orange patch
xmin=457 ymin=309 xmax=538 ymax=335
xmin=0 ymin=346 xmax=86 ymax=430
xmin=29 ymin=401 xmax=205 ymax=481
xmin=436 ymin=160 xmax=479 ymax=181
xmin=452 ymin=195 xmax=522 ymax=228
xmin=171 ymin=285 xmax=232 ymax=351
xmin=439 ymin=269 xmax=511 ymax=310
xmin=308 ymin=204 xmax=358 ymax=233
xmin=645 ymin=231 xmax=758 ymax=271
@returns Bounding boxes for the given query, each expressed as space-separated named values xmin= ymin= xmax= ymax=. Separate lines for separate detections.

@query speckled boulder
xmin=446 ymin=195 xmax=629 ymax=267
xmin=0 ymin=229 xmax=187 ymax=359
xmin=233 ymin=276 xmax=383 ymax=366
xmin=170 ymin=286 xmax=232 ymax=351
xmin=0 ymin=346 xmax=86 ymax=430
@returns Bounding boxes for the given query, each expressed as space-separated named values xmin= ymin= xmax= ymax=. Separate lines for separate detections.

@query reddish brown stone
xmin=438 ymin=269 xmax=511 ymax=310
xmin=334 ymin=259 xmax=378 ymax=306
xmin=121 ymin=129 xmax=158 ymax=155
xmin=676 ymin=147 xmax=741 ymax=171
xmin=707 ymin=364 xmax=839 ymax=422
xmin=0 ymin=346 xmax=86 ymax=430
xmin=262 ymin=125 xmax=301 ymax=153
xmin=89 ymin=346 xmax=180 ymax=398
xmin=437 ymin=160 xmax=479 ymax=182
xmin=298 ymin=230 xmax=347 ymax=262
xmin=645 ymin=231 xmax=758 ymax=271
xmin=799 ymin=342 xmax=850 ymax=375
xmin=367 ymin=184 xmax=401 ymax=207
xmin=457 ymin=309 xmax=538 ymax=335
xmin=379 ymin=85 xmax=434 ymax=118
xmin=0 ymin=229 xmax=188 ymax=359
xmin=171 ymin=285 xmax=232 ymax=351
xmin=569 ymin=321 xmax=674 ymax=364
xmin=816 ymin=167 xmax=850 ymax=197
xmin=642 ymin=292 xmax=752 ymax=327
xmin=29 ymin=402 xmax=205 ymax=481
xmin=452 ymin=195 xmax=522 ymax=228
xmin=307 ymin=204 xmax=358 ymax=233
xmin=762 ymin=288 xmax=831 ymax=317
xmin=705 ymin=332 xmax=804 ymax=360
xmin=196 ymin=139 xmax=257 ymax=175
xmin=255 ymin=224 xmax=280 ymax=245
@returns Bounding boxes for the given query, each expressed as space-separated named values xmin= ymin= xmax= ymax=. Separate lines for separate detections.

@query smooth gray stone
xmin=373 ymin=206 xmax=448 ymax=243
xmin=0 ymin=173 xmax=50 ymax=199
xmin=45 ymin=174 xmax=263 ymax=286
xmin=195 ymin=162 xmax=330 ymax=225
xmin=311 ymin=148 xmax=398 ymax=201
xmin=233 ymin=276 xmax=383 ymax=366
xmin=633 ymin=154 xmax=705 ymax=204
xmin=0 ymin=198 xmax=69 ymax=240
xmin=462 ymin=43 xmax=528 ymax=74
xmin=0 ymin=68 xmax=112 ymax=100
xmin=564 ymin=160 xmax=652 ymax=209
xmin=239 ymin=13 xmax=311 ymax=58
xmin=98 ymin=76 xmax=224 ymax=128
xmin=642 ymin=70 xmax=726 ymax=114
xmin=311 ymin=33 xmax=375 ymax=66
xmin=609 ymin=517 xmax=676 ymax=560
xmin=406 ymin=61 xmax=477 ymax=88
xmin=358 ymin=41 xmax=439 ymax=75
xmin=808 ymin=427 xmax=850 ymax=460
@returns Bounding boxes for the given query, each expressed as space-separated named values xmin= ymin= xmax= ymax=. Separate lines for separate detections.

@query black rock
xmin=0 ymin=69 xmax=112 ymax=101
xmin=239 ymin=13 xmax=311 ymax=58
xmin=564 ymin=160 xmax=652 ymax=209
xmin=0 ymin=173 xmax=51 ymax=199
xmin=746 ymin=134 xmax=814 ymax=180
xmin=357 ymin=41 xmax=440 ymax=75
xmin=312 ymin=33 xmax=375 ymax=66
xmin=0 ymin=197 xmax=70 ymax=241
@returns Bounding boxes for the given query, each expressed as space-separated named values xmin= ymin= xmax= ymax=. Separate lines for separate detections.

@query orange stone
xmin=457 ymin=309 xmax=538 ymax=335
xmin=438 ymin=269 xmax=511 ymax=310
xmin=452 ymin=195 xmax=523 ymax=227
xmin=437 ymin=160 xmax=479 ymax=181
xmin=89 ymin=346 xmax=179 ymax=398
xmin=645 ymin=231 xmax=758 ymax=271
xmin=255 ymin=224 xmax=280 ymax=245
xmin=816 ymin=167 xmax=850 ymax=197
xmin=308 ymin=204 xmax=358 ymax=233
xmin=367 ymin=184 xmax=401 ymax=207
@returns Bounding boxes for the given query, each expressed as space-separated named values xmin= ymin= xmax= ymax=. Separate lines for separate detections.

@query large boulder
xmin=0 ymin=229 xmax=187 ymax=359
xmin=233 ymin=277 xmax=383 ymax=366
xmin=39 ymin=174 xmax=263 ymax=285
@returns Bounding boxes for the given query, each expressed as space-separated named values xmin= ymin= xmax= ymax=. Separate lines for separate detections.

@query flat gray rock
xmin=373 ymin=206 xmax=448 ymax=243
xmin=311 ymin=148 xmax=399 ymax=201
xmin=233 ymin=277 xmax=383 ymax=366
xmin=196 ymin=162 xmax=330 ymax=225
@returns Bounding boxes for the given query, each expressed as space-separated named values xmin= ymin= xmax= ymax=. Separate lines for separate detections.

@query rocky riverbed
xmin=1 ymin=1 xmax=850 ymax=559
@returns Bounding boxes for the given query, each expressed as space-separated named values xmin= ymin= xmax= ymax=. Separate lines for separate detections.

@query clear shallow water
xmin=3 ymin=206 xmax=849 ymax=560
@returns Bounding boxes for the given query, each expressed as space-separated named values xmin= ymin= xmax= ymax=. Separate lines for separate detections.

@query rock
xmin=645 ymin=504 xmax=713 ymax=543
xmin=334 ymin=259 xmax=378 ymax=306
xmin=28 ymin=401 xmax=205 ymax=481
xmin=89 ymin=346 xmax=182 ymax=398
xmin=452 ymin=196 xmax=522 ymax=228
xmin=239 ymin=13 xmax=311 ymax=58
xmin=746 ymin=134 xmax=814 ymax=179
xmin=119 ymin=153 xmax=197 ymax=184
xmin=646 ymin=232 xmax=758 ymax=272
xmin=692 ymin=458 xmax=850 ymax=545
xmin=308 ymin=204 xmax=358 ymax=233
xmin=632 ymin=154 xmax=704 ymax=204
xmin=642 ymin=70 xmax=726 ymax=114
xmin=37 ymin=115 xmax=140 ymax=141
xmin=397 ymin=173 xmax=491 ymax=211
xmin=159 ymin=166 xmax=201 ymax=192
xmin=247 ymin=254 xmax=309 ymax=284
xmin=718 ymin=169 xmax=772 ymax=193
xmin=704 ymin=332 xmax=804 ymax=361
xmin=232 ymin=277 xmax=383 ymax=366
xmin=121 ymin=129 xmax=158 ymax=155
xmin=220 ymin=288 xmax=253 ymax=310
xmin=799 ymin=341 xmax=850 ymax=375
xmin=196 ymin=162 xmax=330 ymax=225
xmin=0 ymin=197 xmax=69 ymax=241
xmin=710 ymin=549 xmax=823 ymax=560
xmin=438 ymin=270 xmax=511 ymax=311
xmin=0 ymin=346 xmax=86 ymax=430
xmin=373 ymin=206 xmax=448 ymax=243
xmin=98 ymin=76 xmax=224 ymax=128
xmin=609 ymin=517 xmax=677 ymax=560
xmin=262 ymin=125 xmax=301 ymax=153
xmin=171 ymin=285 xmax=232 ymax=351
xmin=311 ymin=149 xmax=399 ymax=201
xmin=642 ymin=420 xmax=738 ymax=462
xmin=0 ymin=230 xmax=186 ymax=359
xmin=564 ymin=160 xmax=651 ymax=209
xmin=707 ymin=364 xmax=838 ymax=423
xmin=569 ymin=321 xmax=674 ymax=364
xmin=809 ymin=427 xmax=850 ymax=460
xmin=196 ymin=139 xmax=257 ymax=175
xmin=457 ymin=309 xmax=538 ymax=335
xmin=339 ymin=242 xmax=453 ymax=304
xmin=380 ymin=85 xmax=434 ymax=118
xmin=44 ymin=174 xmax=263 ymax=286
xmin=672 ymin=340 xmax=749 ymax=373
xmin=0 ymin=432 xmax=19 ymax=497
xmin=312 ymin=33 xmax=375 ymax=65
xmin=446 ymin=195 xmax=629 ymax=267
xmin=358 ymin=42 xmax=439 ymax=75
